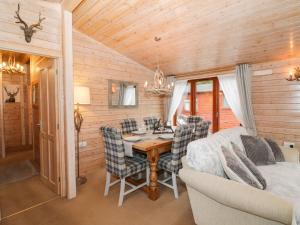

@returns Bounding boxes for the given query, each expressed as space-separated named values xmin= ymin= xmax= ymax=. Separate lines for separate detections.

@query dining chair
xmin=186 ymin=115 xmax=203 ymax=127
xmin=143 ymin=116 xmax=158 ymax=130
xmin=120 ymin=118 xmax=138 ymax=134
xmin=100 ymin=126 xmax=149 ymax=206
xmin=193 ymin=121 xmax=211 ymax=140
xmin=157 ymin=125 xmax=193 ymax=199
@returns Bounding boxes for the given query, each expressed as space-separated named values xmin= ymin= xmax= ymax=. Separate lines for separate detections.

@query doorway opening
xmin=0 ymin=50 xmax=60 ymax=220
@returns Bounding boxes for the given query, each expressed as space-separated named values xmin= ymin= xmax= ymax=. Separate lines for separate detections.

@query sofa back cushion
xmin=186 ymin=127 xmax=248 ymax=177
xmin=231 ymin=142 xmax=267 ymax=189
xmin=241 ymin=135 xmax=276 ymax=166
xmin=219 ymin=145 xmax=264 ymax=189
xmin=264 ymin=138 xmax=285 ymax=162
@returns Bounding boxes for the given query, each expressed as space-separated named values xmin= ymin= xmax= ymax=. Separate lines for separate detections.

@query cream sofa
xmin=179 ymin=128 xmax=300 ymax=225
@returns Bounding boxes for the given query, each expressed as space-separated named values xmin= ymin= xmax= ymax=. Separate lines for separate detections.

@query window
xmin=184 ymin=99 xmax=190 ymax=111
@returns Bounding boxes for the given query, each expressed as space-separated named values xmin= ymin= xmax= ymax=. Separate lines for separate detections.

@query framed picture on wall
xmin=3 ymin=85 xmax=20 ymax=103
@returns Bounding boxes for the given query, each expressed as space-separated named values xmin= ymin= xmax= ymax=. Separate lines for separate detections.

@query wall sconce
xmin=286 ymin=67 xmax=300 ymax=81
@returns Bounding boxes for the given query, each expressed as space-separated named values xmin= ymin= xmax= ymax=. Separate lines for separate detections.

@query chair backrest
xmin=176 ymin=114 xmax=188 ymax=126
xmin=171 ymin=125 xmax=193 ymax=172
xmin=100 ymin=126 xmax=127 ymax=178
xmin=194 ymin=121 xmax=211 ymax=140
xmin=143 ymin=116 xmax=158 ymax=130
xmin=120 ymin=118 xmax=138 ymax=134
xmin=186 ymin=115 xmax=203 ymax=125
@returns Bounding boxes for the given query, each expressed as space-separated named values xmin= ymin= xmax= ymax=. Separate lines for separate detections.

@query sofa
xmin=179 ymin=127 xmax=300 ymax=225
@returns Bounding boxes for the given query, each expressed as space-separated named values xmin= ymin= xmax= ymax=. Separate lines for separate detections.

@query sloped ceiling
xmin=73 ymin=0 xmax=300 ymax=75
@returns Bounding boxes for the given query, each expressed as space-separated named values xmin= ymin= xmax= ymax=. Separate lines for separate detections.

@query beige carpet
xmin=0 ymin=175 xmax=57 ymax=218
xmin=1 ymin=168 xmax=195 ymax=225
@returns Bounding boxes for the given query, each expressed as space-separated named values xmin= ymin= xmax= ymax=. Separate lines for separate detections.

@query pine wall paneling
xmin=176 ymin=58 xmax=300 ymax=149
xmin=0 ymin=0 xmax=62 ymax=57
xmin=73 ymin=30 xmax=164 ymax=174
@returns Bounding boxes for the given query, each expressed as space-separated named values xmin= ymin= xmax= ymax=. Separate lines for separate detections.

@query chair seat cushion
xmin=125 ymin=156 xmax=148 ymax=177
xmin=158 ymin=153 xmax=175 ymax=173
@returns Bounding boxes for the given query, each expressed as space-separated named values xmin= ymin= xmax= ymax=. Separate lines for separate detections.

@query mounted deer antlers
xmin=14 ymin=3 xmax=46 ymax=43
xmin=4 ymin=87 xmax=20 ymax=103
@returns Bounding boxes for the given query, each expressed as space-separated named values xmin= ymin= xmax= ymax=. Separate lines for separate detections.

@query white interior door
xmin=38 ymin=58 xmax=59 ymax=194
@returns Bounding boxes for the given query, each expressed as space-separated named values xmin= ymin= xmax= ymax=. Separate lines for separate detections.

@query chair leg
xmin=172 ymin=172 xmax=178 ymax=199
xmin=104 ymin=172 xmax=111 ymax=196
xmin=118 ymin=178 xmax=126 ymax=207
xmin=146 ymin=167 xmax=150 ymax=185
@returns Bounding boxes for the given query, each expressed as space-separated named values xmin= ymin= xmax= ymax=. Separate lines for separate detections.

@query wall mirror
xmin=108 ymin=79 xmax=138 ymax=108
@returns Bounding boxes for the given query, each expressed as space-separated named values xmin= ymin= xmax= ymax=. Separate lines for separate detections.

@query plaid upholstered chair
xmin=186 ymin=115 xmax=203 ymax=127
xmin=120 ymin=118 xmax=138 ymax=134
xmin=100 ymin=126 xmax=149 ymax=206
xmin=193 ymin=121 xmax=211 ymax=140
xmin=143 ymin=116 xmax=158 ymax=130
xmin=157 ymin=125 xmax=193 ymax=199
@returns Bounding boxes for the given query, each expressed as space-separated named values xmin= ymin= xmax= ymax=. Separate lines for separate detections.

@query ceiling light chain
xmin=144 ymin=37 xmax=174 ymax=96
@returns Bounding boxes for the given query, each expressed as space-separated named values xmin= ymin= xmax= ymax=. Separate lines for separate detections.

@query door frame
xmin=0 ymin=9 xmax=76 ymax=200
xmin=174 ymin=77 xmax=220 ymax=133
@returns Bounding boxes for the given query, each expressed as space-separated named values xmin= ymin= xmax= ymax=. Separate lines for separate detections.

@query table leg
xmin=147 ymin=148 xmax=160 ymax=200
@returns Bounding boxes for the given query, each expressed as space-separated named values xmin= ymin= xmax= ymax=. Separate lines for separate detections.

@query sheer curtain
xmin=218 ymin=74 xmax=244 ymax=124
xmin=236 ymin=64 xmax=257 ymax=135
xmin=167 ymin=80 xmax=188 ymax=123
xmin=164 ymin=76 xmax=176 ymax=121
xmin=218 ymin=65 xmax=257 ymax=136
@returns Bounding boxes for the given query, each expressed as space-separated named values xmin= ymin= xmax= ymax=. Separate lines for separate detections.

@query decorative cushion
xmin=231 ymin=142 xmax=267 ymax=190
xmin=241 ymin=135 xmax=276 ymax=166
xmin=219 ymin=146 xmax=263 ymax=189
xmin=264 ymin=138 xmax=285 ymax=162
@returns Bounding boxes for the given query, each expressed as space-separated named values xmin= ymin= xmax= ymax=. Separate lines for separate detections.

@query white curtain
xmin=167 ymin=80 xmax=188 ymax=123
xmin=236 ymin=64 xmax=257 ymax=136
xmin=218 ymin=74 xmax=244 ymax=125
xmin=164 ymin=76 xmax=176 ymax=121
xmin=123 ymin=85 xmax=136 ymax=105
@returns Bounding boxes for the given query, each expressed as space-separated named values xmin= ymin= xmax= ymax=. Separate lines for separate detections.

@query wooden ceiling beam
xmin=62 ymin=0 xmax=84 ymax=12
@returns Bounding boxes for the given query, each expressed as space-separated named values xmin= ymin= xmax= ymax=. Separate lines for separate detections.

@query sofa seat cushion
xmin=258 ymin=162 xmax=300 ymax=225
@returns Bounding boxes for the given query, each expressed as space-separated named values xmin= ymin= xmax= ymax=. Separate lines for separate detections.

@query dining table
xmin=124 ymin=132 xmax=173 ymax=201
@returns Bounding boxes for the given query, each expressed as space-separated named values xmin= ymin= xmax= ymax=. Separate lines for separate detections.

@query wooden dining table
xmin=131 ymin=136 xmax=173 ymax=201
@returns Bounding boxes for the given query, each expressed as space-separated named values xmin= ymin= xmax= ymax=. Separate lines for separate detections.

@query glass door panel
xmin=195 ymin=80 xmax=213 ymax=131
xmin=219 ymin=89 xmax=240 ymax=130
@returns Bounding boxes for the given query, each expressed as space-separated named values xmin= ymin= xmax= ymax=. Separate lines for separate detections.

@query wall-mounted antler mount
xmin=14 ymin=3 xmax=46 ymax=43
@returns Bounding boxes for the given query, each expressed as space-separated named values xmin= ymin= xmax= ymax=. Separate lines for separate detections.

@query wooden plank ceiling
xmin=73 ymin=0 xmax=300 ymax=75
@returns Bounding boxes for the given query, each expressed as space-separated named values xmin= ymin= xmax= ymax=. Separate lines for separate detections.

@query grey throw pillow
xmin=264 ymin=138 xmax=285 ymax=162
xmin=241 ymin=135 xmax=276 ymax=166
xmin=231 ymin=142 xmax=267 ymax=190
xmin=219 ymin=146 xmax=263 ymax=189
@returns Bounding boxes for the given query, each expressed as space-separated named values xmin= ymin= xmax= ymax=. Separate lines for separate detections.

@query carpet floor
xmin=1 ymin=168 xmax=195 ymax=225
xmin=0 ymin=175 xmax=57 ymax=218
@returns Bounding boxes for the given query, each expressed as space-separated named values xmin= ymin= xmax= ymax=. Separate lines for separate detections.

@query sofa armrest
xmin=281 ymin=147 xmax=299 ymax=163
xmin=179 ymin=157 xmax=294 ymax=225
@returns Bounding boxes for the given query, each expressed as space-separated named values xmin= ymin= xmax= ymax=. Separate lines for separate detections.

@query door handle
xmin=36 ymin=123 xmax=41 ymax=127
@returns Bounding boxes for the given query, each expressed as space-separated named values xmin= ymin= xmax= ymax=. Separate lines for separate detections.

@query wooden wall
xmin=176 ymin=58 xmax=300 ymax=148
xmin=0 ymin=0 xmax=62 ymax=57
xmin=252 ymin=58 xmax=300 ymax=148
xmin=73 ymin=30 xmax=164 ymax=174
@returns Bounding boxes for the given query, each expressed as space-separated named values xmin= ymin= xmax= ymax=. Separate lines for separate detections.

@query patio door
xmin=38 ymin=58 xmax=59 ymax=194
